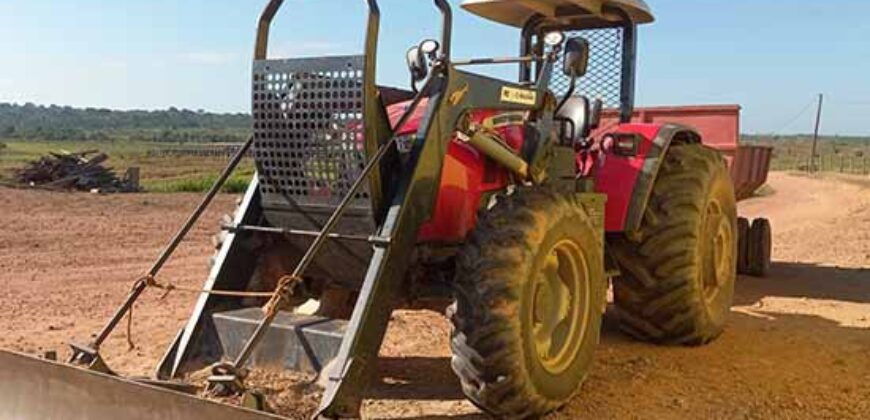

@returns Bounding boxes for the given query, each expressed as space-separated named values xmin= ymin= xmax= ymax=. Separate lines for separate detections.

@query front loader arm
xmin=315 ymin=70 xmax=455 ymax=418
xmin=317 ymin=60 xmax=556 ymax=416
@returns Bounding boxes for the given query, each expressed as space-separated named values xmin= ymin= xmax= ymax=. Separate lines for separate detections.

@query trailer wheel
xmin=449 ymin=188 xmax=605 ymax=418
xmin=736 ymin=217 xmax=750 ymax=274
xmin=611 ymin=144 xmax=737 ymax=345
xmin=747 ymin=218 xmax=772 ymax=277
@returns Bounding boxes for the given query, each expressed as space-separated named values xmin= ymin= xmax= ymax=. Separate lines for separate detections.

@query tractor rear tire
xmin=747 ymin=218 xmax=772 ymax=277
xmin=611 ymin=144 xmax=737 ymax=345
xmin=449 ymin=188 xmax=605 ymax=418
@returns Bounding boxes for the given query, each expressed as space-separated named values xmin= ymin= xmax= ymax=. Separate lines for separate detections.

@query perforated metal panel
xmin=252 ymin=55 xmax=369 ymax=210
xmin=550 ymin=27 xmax=624 ymax=108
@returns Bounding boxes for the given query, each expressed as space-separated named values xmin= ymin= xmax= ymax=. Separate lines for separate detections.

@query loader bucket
xmin=0 ymin=350 xmax=280 ymax=420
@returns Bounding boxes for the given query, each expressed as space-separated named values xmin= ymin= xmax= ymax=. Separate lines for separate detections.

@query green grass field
xmin=2 ymin=135 xmax=866 ymax=194
xmin=0 ymin=140 xmax=254 ymax=193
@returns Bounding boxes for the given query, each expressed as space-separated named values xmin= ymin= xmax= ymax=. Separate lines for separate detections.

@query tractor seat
xmin=556 ymin=96 xmax=592 ymax=145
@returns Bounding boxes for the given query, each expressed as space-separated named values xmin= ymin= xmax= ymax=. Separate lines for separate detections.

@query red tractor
xmin=0 ymin=1 xmax=761 ymax=419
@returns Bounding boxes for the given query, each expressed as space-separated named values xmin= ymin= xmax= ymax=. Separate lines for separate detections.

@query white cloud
xmin=180 ymin=52 xmax=238 ymax=65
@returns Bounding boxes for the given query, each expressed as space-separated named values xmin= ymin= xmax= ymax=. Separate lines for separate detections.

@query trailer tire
xmin=449 ymin=188 xmax=605 ymax=418
xmin=611 ymin=144 xmax=737 ymax=345
xmin=747 ymin=218 xmax=772 ymax=277
xmin=736 ymin=217 xmax=750 ymax=274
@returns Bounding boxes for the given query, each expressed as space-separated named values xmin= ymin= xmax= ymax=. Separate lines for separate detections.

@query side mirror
xmin=406 ymin=46 xmax=428 ymax=83
xmin=563 ymin=37 xmax=590 ymax=78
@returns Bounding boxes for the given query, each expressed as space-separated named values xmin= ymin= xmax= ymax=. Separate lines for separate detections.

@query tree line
xmin=0 ymin=102 xmax=252 ymax=143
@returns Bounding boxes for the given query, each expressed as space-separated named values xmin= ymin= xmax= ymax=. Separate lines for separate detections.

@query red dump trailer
xmin=601 ymin=105 xmax=773 ymax=200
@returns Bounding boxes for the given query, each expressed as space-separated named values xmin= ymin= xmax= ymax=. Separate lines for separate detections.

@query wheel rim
xmin=531 ymin=239 xmax=590 ymax=375
xmin=702 ymin=199 xmax=734 ymax=303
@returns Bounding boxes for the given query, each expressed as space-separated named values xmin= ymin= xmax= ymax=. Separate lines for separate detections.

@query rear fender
xmin=595 ymin=123 xmax=701 ymax=234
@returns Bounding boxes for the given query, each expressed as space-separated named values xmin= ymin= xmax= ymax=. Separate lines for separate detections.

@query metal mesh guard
xmin=252 ymin=55 xmax=368 ymax=210
xmin=550 ymin=27 xmax=624 ymax=108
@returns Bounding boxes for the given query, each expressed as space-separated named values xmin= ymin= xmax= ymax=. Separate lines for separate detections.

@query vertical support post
xmin=518 ymin=15 xmax=544 ymax=83
xmin=810 ymin=93 xmax=824 ymax=173
xmin=619 ymin=22 xmax=638 ymax=123
xmin=362 ymin=0 xmax=388 ymax=221
xmin=254 ymin=0 xmax=284 ymax=60
xmin=434 ymin=0 xmax=453 ymax=59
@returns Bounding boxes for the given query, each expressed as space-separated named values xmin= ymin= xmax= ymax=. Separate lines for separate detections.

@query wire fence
xmin=772 ymin=154 xmax=870 ymax=175
xmin=146 ymin=144 xmax=250 ymax=158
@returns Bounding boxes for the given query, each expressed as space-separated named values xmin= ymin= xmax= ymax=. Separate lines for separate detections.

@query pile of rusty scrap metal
xmin=14 ymin=150 xmax=140 ymax=192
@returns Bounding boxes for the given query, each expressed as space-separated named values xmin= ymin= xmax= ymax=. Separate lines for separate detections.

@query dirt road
xmin=1 ymin=171 xmax=868 ymax=419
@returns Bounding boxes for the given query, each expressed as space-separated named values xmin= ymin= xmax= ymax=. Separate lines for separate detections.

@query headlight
xmin=544 ymin=31 xmax=565 ymax=47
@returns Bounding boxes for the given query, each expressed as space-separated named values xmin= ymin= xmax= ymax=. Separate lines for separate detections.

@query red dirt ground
xmin=1 ymin=171 xmax=868 ymax=419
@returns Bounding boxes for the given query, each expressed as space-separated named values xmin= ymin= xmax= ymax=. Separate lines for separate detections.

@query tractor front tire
xmin=611 ymin=144 xmax=737 ymax=345
xmin=449 ymin=188 xmax=605 ymax=418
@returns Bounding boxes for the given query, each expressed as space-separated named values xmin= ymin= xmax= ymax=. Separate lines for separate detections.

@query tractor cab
xmin=462 ymin=0 xmax=654 ymax=123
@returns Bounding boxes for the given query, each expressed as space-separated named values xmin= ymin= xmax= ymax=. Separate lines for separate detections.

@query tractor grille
xmin=252 ymin=55 xmax=369 ymax=211
xmin=550 ymin=27 xmax=624 ymax=109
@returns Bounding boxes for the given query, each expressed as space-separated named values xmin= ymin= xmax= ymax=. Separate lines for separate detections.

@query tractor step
xmin=213 ymin=308 xmax=346 ymax=374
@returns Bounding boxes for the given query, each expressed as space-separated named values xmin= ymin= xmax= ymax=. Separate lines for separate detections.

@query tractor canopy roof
xmin=461 ymin=0 xmax=654 ymax=28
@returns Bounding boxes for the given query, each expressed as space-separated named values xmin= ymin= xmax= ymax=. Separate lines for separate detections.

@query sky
xmin=0 ymin=0 xmax=868 ymax=135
